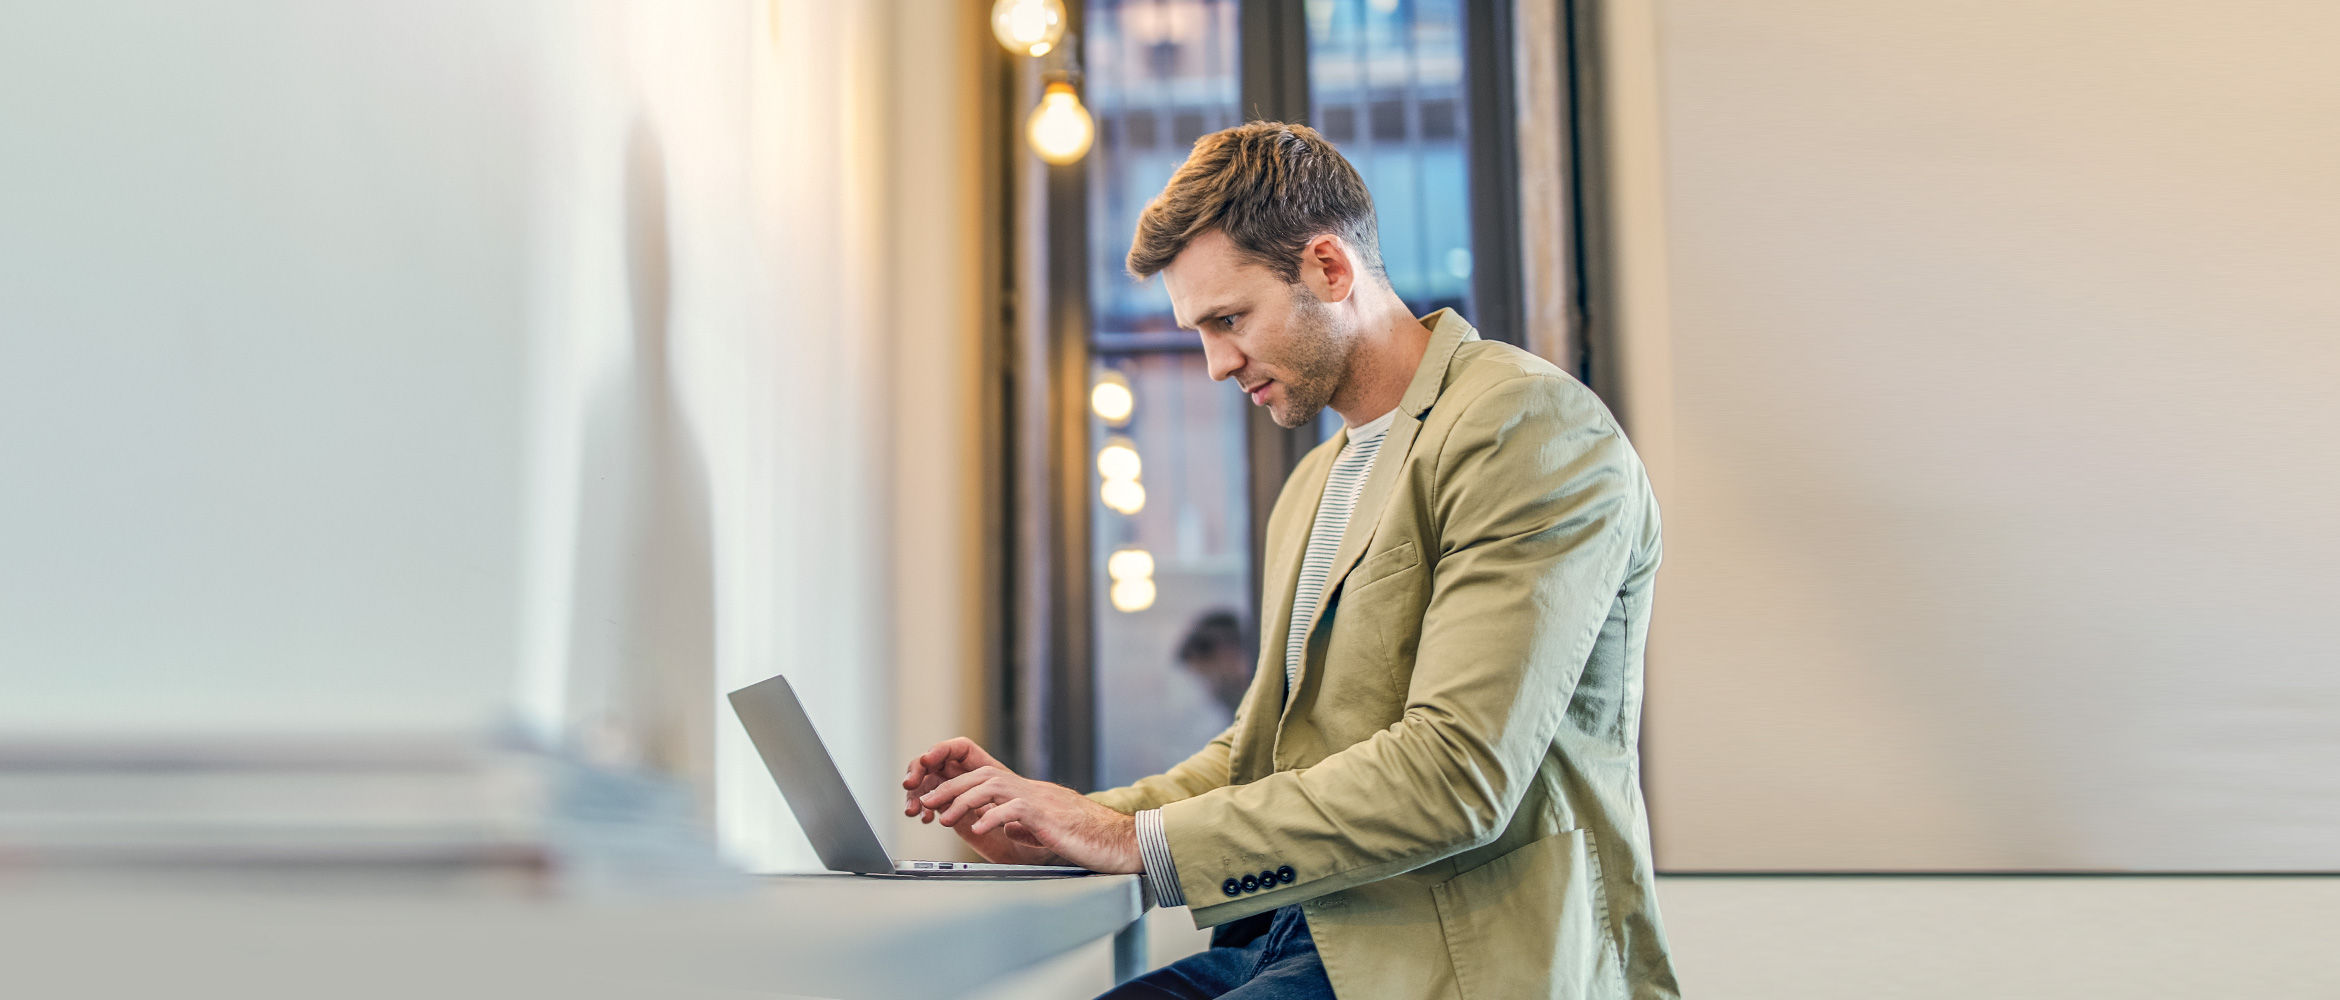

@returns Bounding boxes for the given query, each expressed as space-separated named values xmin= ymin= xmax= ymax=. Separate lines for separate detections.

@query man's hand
xmin=903 ymin=738 xmax=1066 ymax=866
xmin=901 ymin=738 xmax=1141 ymax=874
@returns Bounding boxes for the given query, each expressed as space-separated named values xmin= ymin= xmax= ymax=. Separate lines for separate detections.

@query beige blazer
xmin=1092 ymin=311 xmax=1679 ymax=1000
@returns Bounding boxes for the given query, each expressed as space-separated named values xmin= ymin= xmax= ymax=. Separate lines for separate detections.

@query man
xmin=903 ymin=123 xmax=1679 ymax=999
xmin=1176 ymin=609 xmax=1255 ymax=717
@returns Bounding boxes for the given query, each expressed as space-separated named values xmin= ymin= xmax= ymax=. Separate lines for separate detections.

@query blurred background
xmin=1 ymin=0 xmax=2335 ymax=997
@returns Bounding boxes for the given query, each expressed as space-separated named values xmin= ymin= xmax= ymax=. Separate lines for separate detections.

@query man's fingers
xmin=904 ymin=789 xmax=941 ymax=822
xmin=950 ymin=737 xmax=1000 ymax=769
xmin=904 ymin=745 xmax=1008 ymax=839
xmin=931 ymin=777 xmax=1006 ymax=824
xmin=904 ymin=774 xmax=941 ymax=815
xmin=1003 ymin=820 xmax=1047 ymax=850
xmin=903 ymin=747 xmax=945 ymax=788
xmin=968 ymin=798 xmax=1032 ymax=837
xmin=934 ymin=778 xmax=1015 ymax=827
xmin=918 ymin=737 xmax=980 ymax=769
xmin=919 ymin=737 xmax=1001 ymax=773
xmin=904 ymin=742 xmax=963 ymax=787
xmin=918 ymin=765 xmax=1004 ymax=811
xmin=905 ymin=737 xmax=1002 ymax=791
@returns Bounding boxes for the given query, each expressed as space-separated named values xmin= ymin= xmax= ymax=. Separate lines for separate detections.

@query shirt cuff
xmin=1134 ymin=808 xmax=1185 ymax=908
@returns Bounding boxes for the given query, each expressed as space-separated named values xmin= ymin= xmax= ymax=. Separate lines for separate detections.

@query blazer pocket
xmin=1431 ymin=829 xmax=1626 ymax=1000
xmin=1347 ymin=540 xmax=1420 ymax=593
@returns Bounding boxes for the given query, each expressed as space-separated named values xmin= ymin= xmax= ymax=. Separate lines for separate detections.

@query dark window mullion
xmin=1463 ymin=0 xmax=1526 ymax=345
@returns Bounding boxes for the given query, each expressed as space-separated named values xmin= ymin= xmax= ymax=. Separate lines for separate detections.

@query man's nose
xmin=1201 ymin=334 xmax=1243 ymax=382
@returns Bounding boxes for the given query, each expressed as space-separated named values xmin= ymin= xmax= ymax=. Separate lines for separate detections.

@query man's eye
xmin=1217 ymin=314 xmax=1241 ymax=331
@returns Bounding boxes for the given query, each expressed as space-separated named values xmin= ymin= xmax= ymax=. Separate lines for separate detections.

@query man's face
xmin=1161 ymin=230 xmax=1355 ymax=429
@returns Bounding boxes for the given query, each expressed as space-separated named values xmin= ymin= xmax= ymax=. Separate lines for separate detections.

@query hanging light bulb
xmin=1100 ymin=478 xmax=1147 ymax=515
xmin=1097 ymin=434 xmax=1145 ymax=514
xmin=1107 ymin=547 xmax=1157 ymax=613
xmin=1106 ymin=548 xmax=1155 ymax=582
xmin=991 ymin=0 xmax=1067 ymax=57
xmin=1096 ymin=438 xmax=1142 ymax=482
xmin=1027 ymin=81 xmax=1095 ymax=165
xmin=1090 ymin=370 xmax=1134 ymax=425
xmin=1109 ymin=576 xmax=1157 ymax=613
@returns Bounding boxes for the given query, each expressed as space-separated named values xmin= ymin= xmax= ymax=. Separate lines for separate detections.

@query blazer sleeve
xmin=1158 ymin=373 xmax=1645 ymax=923
xmin=1088 ymin=722 xmax=1236 ymax=814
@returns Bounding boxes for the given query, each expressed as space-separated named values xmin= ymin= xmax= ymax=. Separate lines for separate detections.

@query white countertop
xmin=0 ymin=872 xmax=1145 ymax=999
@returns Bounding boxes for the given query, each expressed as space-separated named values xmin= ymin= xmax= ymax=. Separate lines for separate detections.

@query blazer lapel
xmin=1240 ymin=438 xmax=1337 ymax=779
xmin=1279 ymin=310 xmax=1479 ymax=723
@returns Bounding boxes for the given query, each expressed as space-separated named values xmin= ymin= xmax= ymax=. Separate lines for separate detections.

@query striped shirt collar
xmin=1341 ymin=406 xmax=1398 ymax=446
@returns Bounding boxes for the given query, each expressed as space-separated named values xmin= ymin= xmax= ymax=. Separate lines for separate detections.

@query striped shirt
xmin=1135 ymin=406 xmax=1397 ymax=909
xmin=1283 ymin=407 xmax=1397 ymax=697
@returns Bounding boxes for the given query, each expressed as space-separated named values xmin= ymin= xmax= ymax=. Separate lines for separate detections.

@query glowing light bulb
xmin=1107 ymin=546 xmax=1156 ymax=612
xmin=1100 ymin=478 xmax=1147 ymax=515
xmin=991 ymin=0 xmax=1067 ymax=57
xmin=1110 ymin=576 xmax=1157 ymax=612
xmin=1091 ymin=372 xmax=1133 ymax=425
xmin=1027 ymin=82 xmax=1095 ymax=165
xmin=1106 ymin=548 xmax=1155 ymax=582
xmin=1096 ymin=439 xmax=1142 ymax=482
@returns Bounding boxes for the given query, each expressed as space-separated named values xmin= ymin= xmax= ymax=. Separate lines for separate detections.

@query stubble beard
xmin=1264 ymin=291 xmax=1354 ymax=429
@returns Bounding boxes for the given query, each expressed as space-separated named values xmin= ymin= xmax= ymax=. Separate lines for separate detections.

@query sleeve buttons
xmin=1222 ymin=867 xmax=1295 ymax=899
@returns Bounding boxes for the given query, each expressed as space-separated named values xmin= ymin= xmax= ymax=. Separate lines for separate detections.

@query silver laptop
xmin=727 ymin=673 xmax=1092 ymax=878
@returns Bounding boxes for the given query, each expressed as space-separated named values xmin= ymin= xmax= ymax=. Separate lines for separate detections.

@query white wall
xmin=566 ymin=0 xmax=994 ymax=872
xmin=0 ymin=2 xmax=539 ymax=736
xmin=1620 ymin=0 xmax=2340 ymax=871
xmin=878 ymin=0 xmax=1003 ymax=866
xmin=1106 ymin=4 xmax=2340 ymax=996
xmin=0 ymin=0 xmax=995 ymax=874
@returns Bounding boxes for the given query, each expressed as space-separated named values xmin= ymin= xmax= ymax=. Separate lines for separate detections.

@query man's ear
xmin=1297 ymin=234 xmax=1356 ymax=304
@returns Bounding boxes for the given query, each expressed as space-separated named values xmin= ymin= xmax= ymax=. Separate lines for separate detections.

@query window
xmin=1068 ymin=0 xmax=1534 ymax=789
xmin=1307 ymin=0 xmax=1475 ymax=319
xmin=1086 ymin=0 xmax=1252 ymax=789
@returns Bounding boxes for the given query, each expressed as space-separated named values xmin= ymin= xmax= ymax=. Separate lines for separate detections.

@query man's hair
xmin=1176 ymin=609 xmax=1254 ymax=665
xmin=1125 ymin=121 xmax=1384 ymax=283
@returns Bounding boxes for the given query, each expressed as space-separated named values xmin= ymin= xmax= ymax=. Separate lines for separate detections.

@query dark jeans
xmin=1097 ymin=905 xmax=1336 ymax=1000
